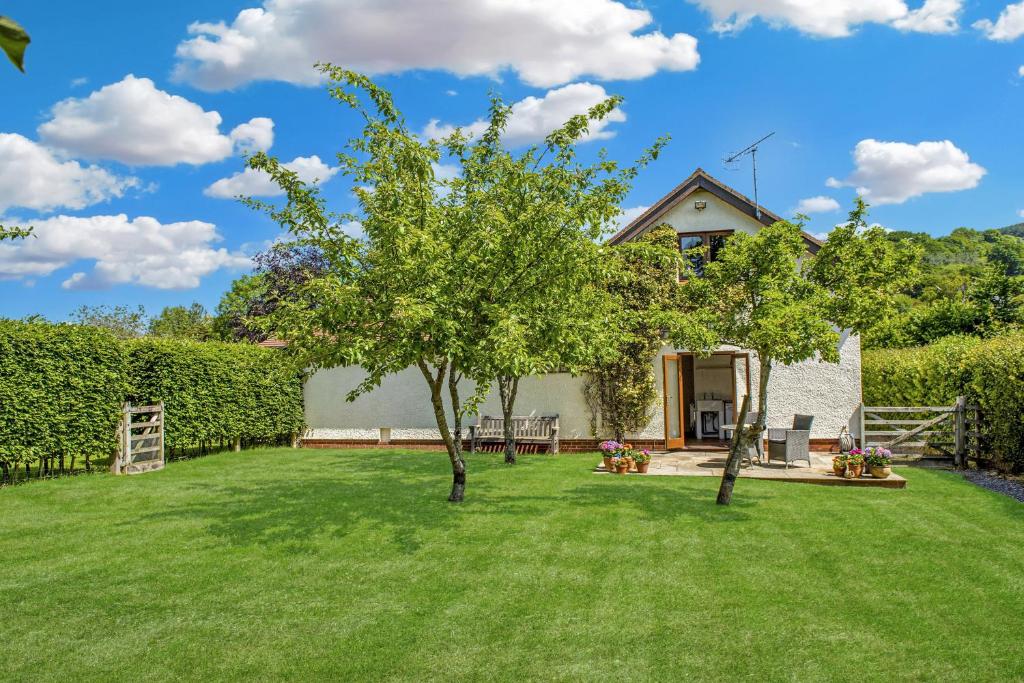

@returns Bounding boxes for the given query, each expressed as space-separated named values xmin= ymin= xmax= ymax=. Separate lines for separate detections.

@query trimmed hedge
xmin=864 ymin=333 xmax=1024 ymax=473
xmin=0 ymin=321 xmax=305 ymax=479
xmin=862 ymin=335 xmax=980 ymax=407
xmin=0 ymin=320 xmax=127 ymax=473
xmin=127 ymin=338 xmax=305 ymax=451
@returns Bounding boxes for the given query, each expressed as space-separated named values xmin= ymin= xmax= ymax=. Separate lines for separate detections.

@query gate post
xmin=158 ymin=401 xmax=166 ymax=467
xmin=113 ymin=401 xmax=130 ymax=475
xmin=954 ymin=395 xmax=966 ymax=468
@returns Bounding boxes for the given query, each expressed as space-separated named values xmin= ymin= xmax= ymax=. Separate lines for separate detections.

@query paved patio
xmin=596 ymin=451 xmax=907 ymax=489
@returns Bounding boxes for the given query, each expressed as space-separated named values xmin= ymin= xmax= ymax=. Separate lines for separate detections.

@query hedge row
xmin=128 ymin=338 xmax=306 ymax=451
xmin=0 ymin=321 xmax=305 ymax=476
xmin=863 ymin=333 xmax=1024 ymax=473
xmin=0 ymin=320 xmax=127 ymax=472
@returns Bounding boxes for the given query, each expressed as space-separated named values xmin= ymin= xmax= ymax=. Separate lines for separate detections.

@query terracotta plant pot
xmin=636 ymin=462 xmax=650 ymax=474
xmin=603 ymin=456 xmax=613 ymax=471
xmin=832 ymin=464 xmax=846 ymax=477
xmin=625 ymin=457 xmax=635 ymax=471
xmin=615 ymin=464 xmax=629 ymax=475
xmin=851 ymin=464 xmax=864 ymax=478
xmin=870 ymin=465 xmax=892 ymax=479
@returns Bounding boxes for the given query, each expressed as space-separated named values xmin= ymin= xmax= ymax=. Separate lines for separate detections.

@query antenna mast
xmin=724 ymin=132 xmax=775 ymax=219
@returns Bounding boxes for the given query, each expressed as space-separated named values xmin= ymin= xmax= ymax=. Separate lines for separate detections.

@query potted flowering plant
xmin=832 ymin=454 xmax=847 ymax=477
xmin=600 ymin=440 xmax=620 ymax=471
xmin=612 ymin=455 xmax=630 ymax=475
xmin=865 ymin=446 xmax=893 ymax=478
xmin=633 ymin=449 xmax=652 ymax=474
xmin=846 ymin=451 xmax=865 ymax=478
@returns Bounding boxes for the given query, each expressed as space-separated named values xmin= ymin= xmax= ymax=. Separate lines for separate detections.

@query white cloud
xmin=0 ymin=133 xmax=139 ymax=213
xmin=1018 ymin=209 xmax=1024 ymax=218
xmin=70 ymin=76 xmax=88 ymax=87
xmin=1019 ymin=65 xmax=1024 ymax=76
xmin=689 ymin=0 xmax=962 ymax=37
xmin=422 ymin=83 xmax=626 ymax=147
xmin=228 ymin=116 xmax=274 ymax=152
xmin=974 ymin=2 xmax=1024 ymax=40
xmin=827 ymin=139 xmax=986 ymax=205
xmin=614 ymin=205 xmax=650 ymax=231
xmin=793 ymin=196 xmax=841 ymax=214
xmin=38 ymin=75 xmax=272 ymax=166
xmin=204 ymin=155 xmax=338 ymax=198
xmin=891 ymin=0 xmax=962 ymax=32
xmin=173 ymin=0 xmax=700 ymax=91
xmin=0 ymin=213 xmax=249 ymax=289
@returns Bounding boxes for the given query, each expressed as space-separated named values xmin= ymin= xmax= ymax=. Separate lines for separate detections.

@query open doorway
xmin=663 ymin=352 xmax=751 ymax=450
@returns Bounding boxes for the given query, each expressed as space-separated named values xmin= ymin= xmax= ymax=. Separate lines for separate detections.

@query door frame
xmin=663 ymin=351 xmax=752 ymax=448
xmin=662 ymin=354 xmax=686 ymax=450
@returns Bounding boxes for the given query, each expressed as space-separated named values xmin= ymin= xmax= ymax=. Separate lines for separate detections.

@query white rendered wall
xmin=302 ymin=334 xmax=861 ymax=443
xmin=744 ymin=331 xmax=863 ymax=439
xmin=657 ymin=188 xmax=766 ymax=236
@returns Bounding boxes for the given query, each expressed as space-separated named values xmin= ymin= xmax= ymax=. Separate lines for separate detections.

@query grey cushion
xmin=793 ymin=414 xmax=814 ymax=431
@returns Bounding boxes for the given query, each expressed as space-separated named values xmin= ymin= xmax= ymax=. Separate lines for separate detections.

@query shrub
xmin=0 ymin=322 xmax=305 ymax=481
xmin=0 ymin=320 xmax=127 ymax=475
xmin=862 ymin=335 xmax=979 ymax=407
xmin=863 ymin=333 xmax=1024 ymax=473
xmin=965 ymin=334 xmax=1024 ymax=473
xmin=126 ymin=338 xmax=305 ymax=452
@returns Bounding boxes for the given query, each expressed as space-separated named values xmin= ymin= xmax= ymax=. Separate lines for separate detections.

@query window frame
xmin=678 ymin=229 xmax=734 ymax=279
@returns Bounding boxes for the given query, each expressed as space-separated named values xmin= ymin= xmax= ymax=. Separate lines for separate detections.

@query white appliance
xmin=695 ymin=399 xmax=725 ymax=439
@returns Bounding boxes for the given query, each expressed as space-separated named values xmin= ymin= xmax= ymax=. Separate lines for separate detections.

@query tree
xmin=440 ymin=96 xmax=662 ymax=465
xmin=585 ymin=224 xmax=714 ymax=442
xmin=70 ymin=305 xmax=147 ymax=339
xmin=213 ymin=274 xmax=267 ymax=341
xmin=246 ymin=66 xmax=660 ymax=500
xmin=682 ymin=200 xmax=918 ymax=504
xmin=0 ymin=16 xmax=30 ymax=72
xmin=214 ymin=243 xmax=327 ymax=342
xmin=148 ymin=303 xmax=214 ymax=340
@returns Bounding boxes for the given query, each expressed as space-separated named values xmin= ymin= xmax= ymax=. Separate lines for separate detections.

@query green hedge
xmin=863 ymin=333 xmax=1024 ymax=472
xmin=127 ymin=338 xmax=305 ymax=451
xmin=0 ymin=320 xmax=127 ymax=471
xmin=0 ymin=322 xmax=305 ymax=479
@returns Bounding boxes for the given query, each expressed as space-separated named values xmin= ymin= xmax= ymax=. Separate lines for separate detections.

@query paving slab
xmin=595 ymin=451 xmax=907 ymax=489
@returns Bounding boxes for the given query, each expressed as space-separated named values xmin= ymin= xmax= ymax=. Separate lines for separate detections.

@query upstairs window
xmin=678 ymin=230 xmax=733 ymax=278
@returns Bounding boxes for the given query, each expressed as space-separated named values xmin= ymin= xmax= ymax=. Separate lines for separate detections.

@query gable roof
xmin=608 ymin=168 xmax=823 ymax=254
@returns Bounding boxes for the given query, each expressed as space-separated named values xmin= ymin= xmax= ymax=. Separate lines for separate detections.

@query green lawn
xmin=2 ymin=449 xmax=1022 ymax=681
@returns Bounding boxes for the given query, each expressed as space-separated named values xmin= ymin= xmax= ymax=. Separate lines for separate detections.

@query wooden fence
xmin=112 ymin=402 xmax=165 ymax=475
xmin=859 ymin=396 xmax=980 ymax=467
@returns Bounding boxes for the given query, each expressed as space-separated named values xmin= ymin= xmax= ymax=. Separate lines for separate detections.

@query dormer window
xmin=679 ymin=230 xmax=733 ymax=277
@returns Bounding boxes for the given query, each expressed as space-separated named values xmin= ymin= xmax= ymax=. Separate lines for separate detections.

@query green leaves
xmin=0 ymin=321 xmax=304 ymax=467
xmin=0 ymin=16 xmax=30 ymax=72
xmin=0 ymin=320 xmax=126 ymax=465
xmin=864 ymin=333 xmax=1024 ymax=473
xmin=0 ymin=224 xmax=32 ymax=240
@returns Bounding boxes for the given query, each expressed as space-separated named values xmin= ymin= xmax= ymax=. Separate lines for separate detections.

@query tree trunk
xmin=498 ymin=375 xmax=519 ymax=465
xmin=717 ymin=394 xmax=751 ymax=505
xmin=418 ymin=360 xmax=467 ymax=503
xmin=447 ymin=367 xmax=467 ymax=502
xmin=752 ymin=353 xmax=773 ymax=461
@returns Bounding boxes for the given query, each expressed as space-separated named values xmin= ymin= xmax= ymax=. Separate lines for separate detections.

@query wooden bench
xmin=468 ymin=415 xmax=560 ymax=454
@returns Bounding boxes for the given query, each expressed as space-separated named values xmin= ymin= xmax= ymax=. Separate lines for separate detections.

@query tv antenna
xmin=724 ymin=132 xmax=775 ymax=219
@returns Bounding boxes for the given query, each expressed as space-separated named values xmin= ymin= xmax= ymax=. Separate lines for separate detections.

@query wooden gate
xmin=859 ymin=396 xmax=980 ymax=466
xmin=112 ymin=402 xmax=165 ymax=475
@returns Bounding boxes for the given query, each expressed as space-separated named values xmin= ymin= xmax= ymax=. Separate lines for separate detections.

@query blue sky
xmin=2 ymin=0 xmax=1022 ymax=320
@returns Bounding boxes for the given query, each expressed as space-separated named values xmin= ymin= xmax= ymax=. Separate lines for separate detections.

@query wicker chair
xmin=767 ymin=414 xmax=814 ymax=469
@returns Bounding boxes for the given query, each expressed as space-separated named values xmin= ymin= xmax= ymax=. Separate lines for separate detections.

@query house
xmin=300 ymin=169 xmax=862 ymax=452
